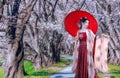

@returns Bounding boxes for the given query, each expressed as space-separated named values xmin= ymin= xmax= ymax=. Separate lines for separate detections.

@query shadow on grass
xmin=26 ymin=71 xmax=74 ymax=76
xmin=109 ymin=69 xmax=120 ymax=75
xmin=99 ymin=70 xmax=120 ymax=78
xmin=31 ymin=71 xmax=54 ymax=76
xmin=110 ymin=76 xmax=115 ymax=78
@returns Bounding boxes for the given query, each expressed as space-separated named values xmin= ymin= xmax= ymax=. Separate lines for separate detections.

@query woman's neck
xmin=81 ymin=27 xmax=86 ymax=30
xmin=79 ymin=28 xmax=86 ymax=32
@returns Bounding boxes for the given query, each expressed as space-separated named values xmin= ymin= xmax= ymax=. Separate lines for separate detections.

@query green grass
xmin=24 ymin=57 xmax=71 ymax=78
xmin=108 ymin=64 xmax=120 ymax=78
xmin=0 ymin=58 xmax=71 ymax=78
xmin=24 ymin=61 xmax=35 ymax=75
xmin=0 ymin=59 xmax=120 ymax=78
xmin=98 ymin=64 xmax=120 ymax=78
xmin=0 ymin=67 xmax=4 ymax=78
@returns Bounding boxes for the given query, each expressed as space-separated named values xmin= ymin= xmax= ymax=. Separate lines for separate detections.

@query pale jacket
xmin=94 ymin=34 xmax=110 ymax=73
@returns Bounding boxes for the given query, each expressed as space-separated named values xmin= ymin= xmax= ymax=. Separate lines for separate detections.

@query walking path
xmin=50 ymin=55 xmax=75 ymax=78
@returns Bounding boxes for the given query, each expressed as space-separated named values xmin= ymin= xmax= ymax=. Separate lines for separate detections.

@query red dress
xmin=75 ymin=32 xmax=88 ymax=78
xmin=75 ymin=32 xmax=98 ymax=78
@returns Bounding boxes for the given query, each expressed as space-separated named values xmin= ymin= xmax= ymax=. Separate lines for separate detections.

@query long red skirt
xmin=75 ymin=44 xmax=88 ymax=78
xmin=75 ymin=44 xmax=98 ymax=78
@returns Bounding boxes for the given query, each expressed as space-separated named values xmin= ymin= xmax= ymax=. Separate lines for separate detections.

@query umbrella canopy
xmin=64 ymin=10 xmax=98 ymax=37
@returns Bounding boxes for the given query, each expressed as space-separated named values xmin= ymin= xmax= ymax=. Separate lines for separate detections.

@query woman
xmin=72 ymin=17 xmax=98 ymax=78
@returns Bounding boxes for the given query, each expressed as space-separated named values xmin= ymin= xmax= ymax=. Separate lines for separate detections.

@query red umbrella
xmin=64 ymin=10 xmax=98 ymax=37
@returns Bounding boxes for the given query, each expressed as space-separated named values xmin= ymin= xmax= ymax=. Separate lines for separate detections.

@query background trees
xmin=0 ymin=0 xmax=120 ymax=78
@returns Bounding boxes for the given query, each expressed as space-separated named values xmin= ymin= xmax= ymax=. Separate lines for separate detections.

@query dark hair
xmin=78 ymin=17 xmax=88 ymax=29
xmin=80 ymin=17 xmax=88 ymax=23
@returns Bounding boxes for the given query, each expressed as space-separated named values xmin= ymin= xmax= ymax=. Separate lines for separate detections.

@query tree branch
xmin=0 ymin=0 xmax=5 ymax=19
xmin=77 ymin=0 xmax=86 ymax=10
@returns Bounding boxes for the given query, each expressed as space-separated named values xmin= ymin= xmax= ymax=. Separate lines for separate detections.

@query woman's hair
xmin=80 ymin=17 xmax=88 ymax=23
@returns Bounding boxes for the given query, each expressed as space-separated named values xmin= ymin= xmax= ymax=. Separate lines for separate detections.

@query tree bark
xmin=2 ymin=0 xmax=37 ymax=78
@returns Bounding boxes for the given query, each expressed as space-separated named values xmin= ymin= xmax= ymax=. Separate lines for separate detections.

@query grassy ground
xmin=24 ymin=57 xmax=71 ymax=78
xmin=0 ymin=58 xmax=120 ymax=78
xmin=0 ymin=57 xmax=71 ymax=78
xmin=0 ymin=67 xmax=4 ymax=78
xmin=108 ymin=64 xmax=120 ymax=78
xmin=98 ymin=64 xmax=120 ymax=78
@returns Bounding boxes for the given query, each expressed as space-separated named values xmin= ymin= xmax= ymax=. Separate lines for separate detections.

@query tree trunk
xmin=51 ymin=30 xmax=63 ymax=63
xmin=2 ymin=0 xmax=24 ymax=78
xmin=2 ymin=0 xmax=36 ymax=78
xmin=3 ymin=34 xmax=24 ymax=78
xmin=24 ymin=28 xmax=63 ymax=70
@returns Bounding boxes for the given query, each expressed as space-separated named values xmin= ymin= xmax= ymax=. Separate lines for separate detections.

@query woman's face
xmin=82 ymin=20 xmax=89 ymax=28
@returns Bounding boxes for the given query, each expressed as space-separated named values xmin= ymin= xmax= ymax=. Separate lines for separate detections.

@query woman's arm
xmin=88 ymin=29 xmax=95 ymax=43
xmin=74 ymin=31 xmax=79 ymax=52
xmin=87 ymin=29 xmax=95 ymax=56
